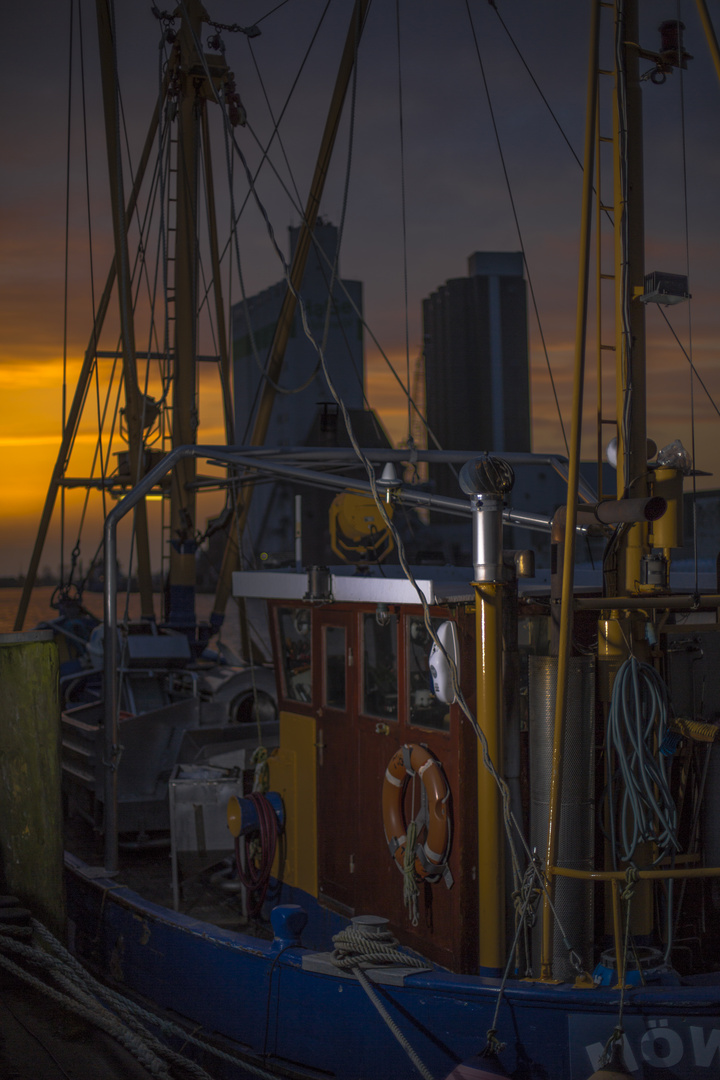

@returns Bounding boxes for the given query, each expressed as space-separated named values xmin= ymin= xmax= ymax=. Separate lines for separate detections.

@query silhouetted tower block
xmin=232 ymin=219 xmax=365 ymax=560
xmin=423 ymin=251 xmax=530 ymax=501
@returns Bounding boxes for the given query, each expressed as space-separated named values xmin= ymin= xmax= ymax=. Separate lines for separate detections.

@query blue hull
xmin=65 ymin=853 xmax=720 ymax=1079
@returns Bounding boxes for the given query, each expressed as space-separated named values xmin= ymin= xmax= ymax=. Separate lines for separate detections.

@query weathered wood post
xmin=0 ymin=629 xmax=65 ymax=938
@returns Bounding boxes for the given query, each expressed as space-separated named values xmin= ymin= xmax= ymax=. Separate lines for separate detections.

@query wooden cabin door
xmin=313 ymin=610 xmax=358 ymax=914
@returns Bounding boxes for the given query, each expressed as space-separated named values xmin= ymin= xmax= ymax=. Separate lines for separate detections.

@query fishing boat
xmin=8 ymin=1 xmax=720 ymax=1078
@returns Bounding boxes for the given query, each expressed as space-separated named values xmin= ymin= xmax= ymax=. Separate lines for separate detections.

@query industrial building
xmin=232 ymin=219 xmax=367 ymax=562
xmin=422 ymin=251 xmax=531 ymax=501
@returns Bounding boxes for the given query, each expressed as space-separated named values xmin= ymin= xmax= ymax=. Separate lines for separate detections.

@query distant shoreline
xmin=0 ymin=581 xmax=218 ymax=594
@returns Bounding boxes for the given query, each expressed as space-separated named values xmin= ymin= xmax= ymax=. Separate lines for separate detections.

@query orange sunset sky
xmin=2 ymin=0 xmax=720 ymax=579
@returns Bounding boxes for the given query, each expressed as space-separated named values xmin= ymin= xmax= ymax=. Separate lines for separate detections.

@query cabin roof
xmin=232 ymin=566 xmax=475 ymax=605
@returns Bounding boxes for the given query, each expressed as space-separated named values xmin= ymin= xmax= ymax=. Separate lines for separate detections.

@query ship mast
xmin=613 ymin=0 xmax=649 ymax=593
xmin=96 ymin=0 xmax=156 ymax=619
xmin=540 ymin=0 xmax=703 ymax=980
xmin=15 ymin=0 xmax=236 ymax=634
xmin=166 ymin=0 xmax=206 ymax=631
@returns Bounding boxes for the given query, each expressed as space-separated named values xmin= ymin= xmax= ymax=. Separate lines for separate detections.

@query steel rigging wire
xmin=183 ymin=0 xmax=597 ymax=985
xmin=395 ymin=0 xmax=413 ymax=448
xmin=221 ymin=3 xmax=447 ymax=457
xmin=465 ymin=0 xmax=569 ymax=458
xmin=676 ymin=0 xmax=699 ymax=597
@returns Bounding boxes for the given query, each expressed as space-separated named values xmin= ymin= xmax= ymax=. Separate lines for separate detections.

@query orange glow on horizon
xmin=3 ymin=322 xmax=720 ymax=578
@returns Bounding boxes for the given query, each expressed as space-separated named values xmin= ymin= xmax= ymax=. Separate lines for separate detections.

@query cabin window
xmin=406 ymin=616 xmax=450 ymax=731
xmin=324 ymin=625 xmax=347 ymax=710
xmin=361 ymin=612 xmax=398 ymax=720
xmin=277 ymin=607 xmax=312 ymax=703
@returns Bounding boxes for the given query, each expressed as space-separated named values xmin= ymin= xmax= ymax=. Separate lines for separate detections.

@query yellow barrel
xmin=0 ymin=630 xmax=65 ymax=938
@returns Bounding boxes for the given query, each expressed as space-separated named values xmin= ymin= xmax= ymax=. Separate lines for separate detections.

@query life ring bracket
xmin=381 ymin=742 xmax=453 ymax=888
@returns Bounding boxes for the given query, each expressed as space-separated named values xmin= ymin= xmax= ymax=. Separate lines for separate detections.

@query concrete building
xmin=232 ymin=219 xmax=365 ymax=561
xmin=422 ymin=251 xmax=531 ymax=501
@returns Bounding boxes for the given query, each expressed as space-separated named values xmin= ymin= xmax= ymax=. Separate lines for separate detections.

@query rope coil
xmin=331 ymin=923 xmax=433 ymax=1080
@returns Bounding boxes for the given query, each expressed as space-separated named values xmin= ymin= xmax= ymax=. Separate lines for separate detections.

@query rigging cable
xmin=71 ymin=0 xmax=109 ymax=565
xmin=616 ymin=0 xmax=635 ymax=497
xmin=209 ymin=0 xmax=446 ymax=455
xmin=220 ymin=1 xmax=336 ymax=406
xmin=676 ymin=0 xmax=699 ymax=595
xmin=157 ymin=35 xmax=172 ymax=400
xmin=61 ymin=0 xmax=74 ymax=587
xmin=317 ymin=0 xmax=360 ymax=382
xmin=209 ymin=0 xmax=333 ymax=407
xmin=657 ymin=307 xmax=720 ymax=420
xmin=187 ymin=7 xmax=595 ymax=975
xmin=490 ymin=1 xmax=583 ymax=171
xmin=464 ymin=0 xmax=569 ymax=458
xmin=208 ymin=46 xmax=528 ymax=907
xmin=240 ymin=112 xmax=451 ymax=455
xmin=489 ymin=1 xmax=614 ymax=231
xmin=395 ymin=0 xmax=413 ymax=445
xmin=255 ymin=0 xmax=295 ymax=24
xmin=246 ymin=32 xmax=374 ymax=418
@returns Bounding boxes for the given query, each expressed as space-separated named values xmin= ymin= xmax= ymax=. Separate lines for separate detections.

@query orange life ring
xmin=382 ymin=743 xmax=452 ymax=882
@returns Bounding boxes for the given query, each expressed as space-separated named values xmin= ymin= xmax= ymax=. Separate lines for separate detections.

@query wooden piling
xmin=0 ymin=630 xmax=65 ymax=938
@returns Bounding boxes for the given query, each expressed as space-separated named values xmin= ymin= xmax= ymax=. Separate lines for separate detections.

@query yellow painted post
xmin=695 ymin=0 xmax=720 ymax=86
xmin=268 ymin=712 xmax=318 ymax=896
xmin=473 ymin=583 xmax=505 ymax=973
xmin=0 ymin=631 xmax=65 ymax=938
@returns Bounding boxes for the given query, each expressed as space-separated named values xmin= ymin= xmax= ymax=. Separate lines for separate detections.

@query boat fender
xmin=428 ymin=620 xmax=459 ymax=705
xmin=443 ymin=1050 xmax=510 ymax=1078
xmin=382 ymin=743 xmax=452 ymax=884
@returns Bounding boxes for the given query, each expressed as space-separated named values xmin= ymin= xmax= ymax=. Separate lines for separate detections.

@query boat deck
xmin=64 ymin=814 xmax=274 ymax=940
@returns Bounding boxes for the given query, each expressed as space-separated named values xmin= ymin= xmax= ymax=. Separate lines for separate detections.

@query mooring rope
xmin=331 ymin=924 xmax=434 ymax=1080
xmin=0 ymin=914 xmax=302 ymax=1080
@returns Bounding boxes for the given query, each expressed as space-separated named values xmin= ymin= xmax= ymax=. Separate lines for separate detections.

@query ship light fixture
xmin=377 ymin=461 xmax=401 ymax=504
xmin=606 ymin=436 xmax=657 ymax=469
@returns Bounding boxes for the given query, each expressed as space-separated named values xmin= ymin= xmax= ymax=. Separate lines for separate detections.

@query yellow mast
xmin=539 ymin=0 xmax=602 ymax=980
